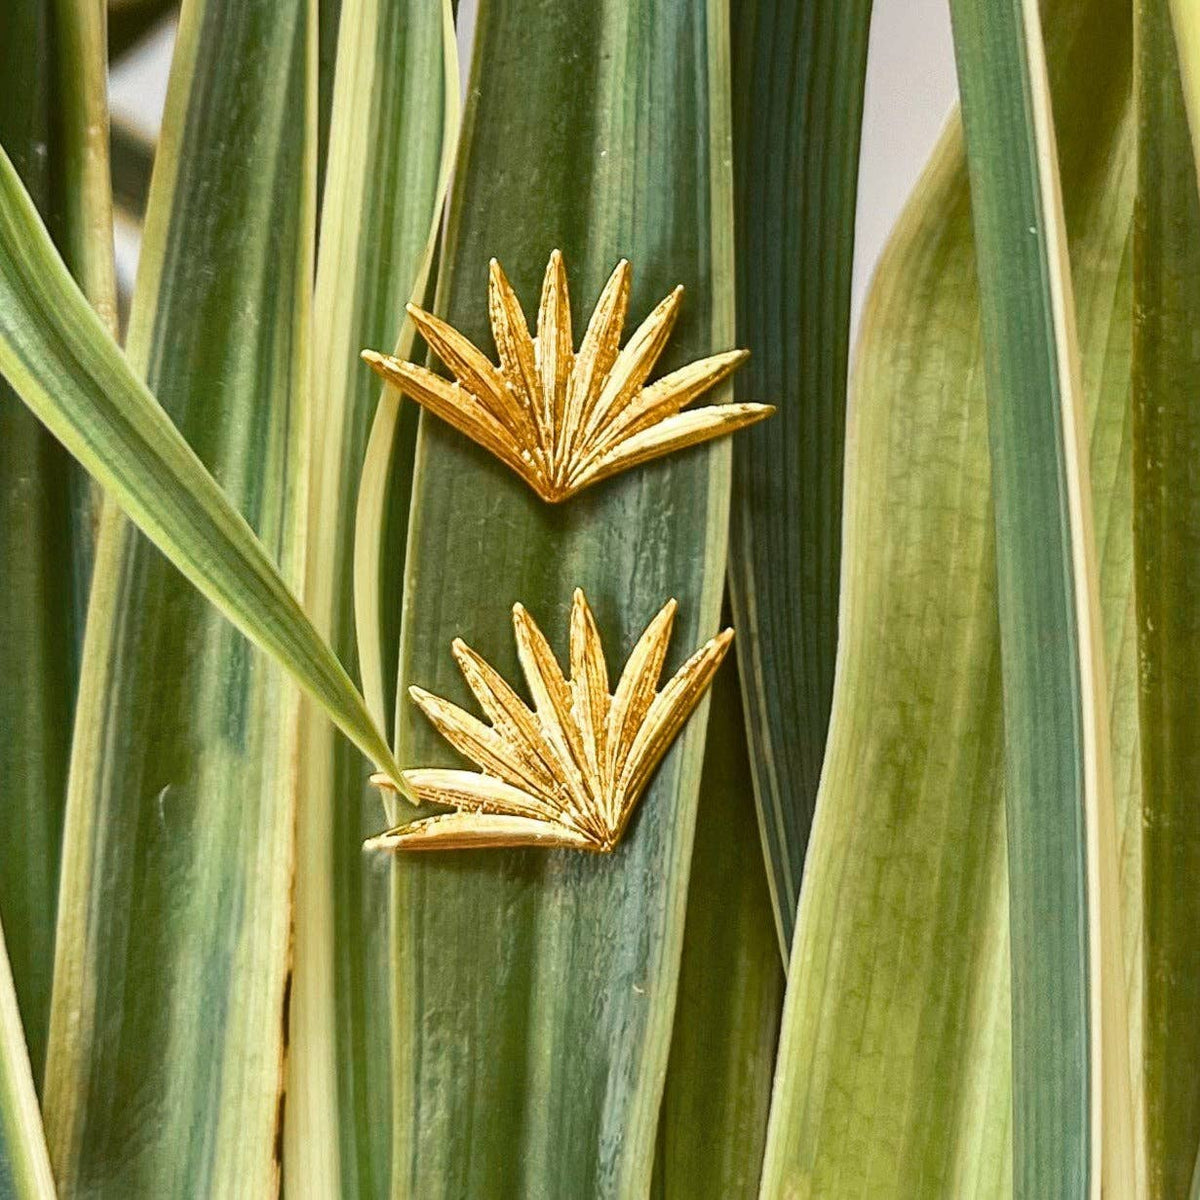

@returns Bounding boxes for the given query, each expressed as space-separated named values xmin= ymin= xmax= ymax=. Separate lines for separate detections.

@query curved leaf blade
xmin=0 ymin=145 xmax=398 ymax=784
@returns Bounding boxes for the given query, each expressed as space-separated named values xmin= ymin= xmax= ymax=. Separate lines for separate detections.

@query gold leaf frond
xmin=361 ymin=250 xmax=774 ymax=503
xmin=366 ymin=590 xmax=733 ymax=852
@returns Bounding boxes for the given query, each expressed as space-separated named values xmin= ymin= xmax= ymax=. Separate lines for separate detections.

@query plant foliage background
xmin=0 ymin=0 xmax=1198 ymax=1197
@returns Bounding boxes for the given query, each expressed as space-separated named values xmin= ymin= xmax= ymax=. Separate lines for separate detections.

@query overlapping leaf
xmin=41 ymin=1 xmax=318 ymax=1194
xmin=759 ymin=1 xmax=1139 ymax=1191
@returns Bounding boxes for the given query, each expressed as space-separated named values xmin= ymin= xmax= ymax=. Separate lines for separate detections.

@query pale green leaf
xmin=758 ymin=2 xmax=1138 ymax=1192
xmin=286 ymin=0 xmax=458 ymax=1194
xmin=0 ymin=918 xmax=55 ymax=1200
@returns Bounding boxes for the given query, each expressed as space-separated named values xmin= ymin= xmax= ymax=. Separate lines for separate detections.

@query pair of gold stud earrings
xmin=363 ymin=251 xmax=773 ymax=853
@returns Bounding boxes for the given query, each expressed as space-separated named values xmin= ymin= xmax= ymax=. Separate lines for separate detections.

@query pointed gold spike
xmin=571 ymin=404 xmax=775 ymax=492
xmin=605 ymin=598 xmax=676 ymax=821
xmin=408 ymin=685 xmax=561 ymax=804
xmin=577 ymin=286 xmax=683 ymax=451
xmin=361 ymin=252 xmax=771 ymax=502
xmin=615 ymin=628 xmax=734 ymax=835
xmin=585 ymin=349 xmax=751 ymax=457
xmin=569 ymin=589 xmax=611 ymax=801
xmin=535 ymin=249 xmax=574 ymax=474
xmin=403 ymin=304 xmax=510 ymax=420
xmin=562 ymin=259 xmax=631 ymax=465
xmin=511 ymin=602 xmax=595 ymax=822
xmin=400 ymin=768 xmax=566 ymax=824
xmin=365 ymin=812 xmax=600 ymax=853
xmin=487 ymin=258 xmax=550 ymax=471
xmin=366 ymin=592 xmax=733 ymax=853
xmin=361 ymin=351 xmax=530 ymax=478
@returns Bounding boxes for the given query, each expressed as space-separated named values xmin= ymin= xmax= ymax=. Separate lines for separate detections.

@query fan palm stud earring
xmin=361 ymin=250 xmax=774 ymax=503
xmin=367 ymin=590 xmax=732 ymax=852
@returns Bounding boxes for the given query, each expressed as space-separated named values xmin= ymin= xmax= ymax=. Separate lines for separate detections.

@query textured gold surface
xmin=366 ymin=590 xmax=733 ymax=852
xmin=362 ymin=250 xmax=773 ymax=502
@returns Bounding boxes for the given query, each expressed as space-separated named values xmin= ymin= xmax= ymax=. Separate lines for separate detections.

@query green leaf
xmin=38 ymin=0 xmax=320 ymax=1192
xmin=950 ymin=0 xmax=1134 ymax=1191
xmin=386 ymin=0 xmax=735 ymax=1191
xmin=0 ymin=919 xmax=55 ymax=1200
xmin=726 ymin=0 xmax=872 ymax=955
xmin=758 ymin=2 xmax=1138 ymax=1192
xmin=0 ymin=146 xmax=398 ymax=784
xmin=286 ymin=0 xmax=457 ymax=1194
xmin=0 ymin=0 xmax=115 ymax=1082
xmin=1134 ymin=2 xmax=1200 ymax=1194
xmin=652 ymin=668 xmax=783 ymax=1199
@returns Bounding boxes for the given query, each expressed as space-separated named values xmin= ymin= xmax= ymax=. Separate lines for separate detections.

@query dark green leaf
xmin=652 ymin=668 xmax=782 ymax=1199
xmin=1134 ymin=2 xmax=1200 ymax=1193
xmin=727 ymin=0 xmax=872 ymax=954
xmin=388 ymin=0 xmax=736 ymax=1191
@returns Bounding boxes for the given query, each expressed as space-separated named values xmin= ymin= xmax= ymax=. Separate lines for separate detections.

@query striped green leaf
xmin=759 ymin=1 xmax=1138 ymax=1192
xmin=286 ymin=1 xmax=457 ymax=1194
xmin=949 ymin=1 xmax=1134 ymax=1192
xmin=652 ymin=669 xmax=783 ymax=1199
xmin=0 ymin=147 xmax=398 ymax=783
xmin=1135 ymin=2 xmax=1200 ymax=1194
xmin=0 ymin=0 xmax=115 ymax=1082
xmin=387 ymin=0 xmax=735 ymax=1191
xmin=39 ymin=0 xmax=318 ymax=1192
xmin=727 ymin=0 xmax=873 ymax=954
xmin=0 ymin=919 xmax=55 ymax=1200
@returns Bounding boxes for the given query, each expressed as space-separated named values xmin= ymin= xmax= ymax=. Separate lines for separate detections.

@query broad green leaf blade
xmin=758 ymin=3 xmax=1138 ymax=1192
xmin=0 ymin=919 xmax=55 ymax=1200
xmin=726 ymin=0 xmax=872 ymax=955
xmin=388 ymin=0 xmax=734 ymax=1192
xmin=41 ymin=0 xmax=317 ymax=1192
xmin=0 ymin=0 xmax=115 ymax=1082
xmin=652 ymin=669 xmax=783 ymax=1199
xmin=1134 ymin=3 xmax=1200 ymax=1194
xmin=950 ymin=1 xmax=1133 ymax=1192
xmin=0 ymin=148 xmax=398 ymax=783
xmin=287 ymin=1 xmax=457 ymax=1195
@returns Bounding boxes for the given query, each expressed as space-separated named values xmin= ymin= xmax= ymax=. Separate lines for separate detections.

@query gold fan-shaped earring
xmin=362 ymin=250 xmax=774 ymax=503
xmin=367 ymin=590 xmax=732 ymax=852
